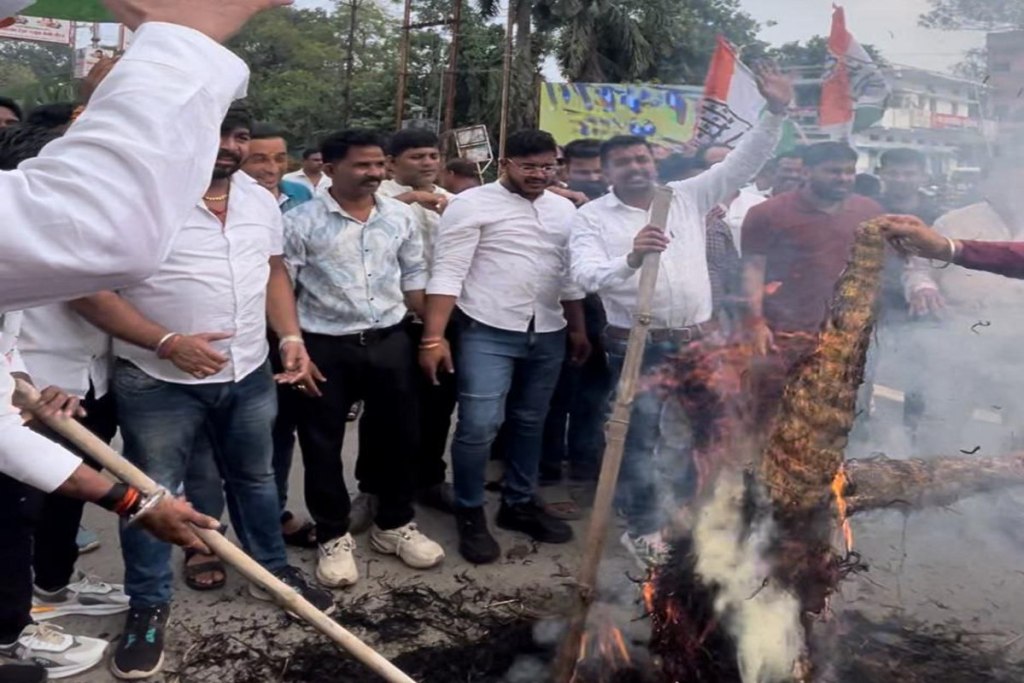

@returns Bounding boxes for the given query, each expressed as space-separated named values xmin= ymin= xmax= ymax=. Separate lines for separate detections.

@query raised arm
xmin=672 ymin=62 xmax=792 ymax=216
xmin=0 ymin=22 xmax=248 ymax=310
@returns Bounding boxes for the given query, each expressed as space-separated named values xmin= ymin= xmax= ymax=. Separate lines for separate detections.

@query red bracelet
xmin=113 ymin=487 xmax=141 ymax=517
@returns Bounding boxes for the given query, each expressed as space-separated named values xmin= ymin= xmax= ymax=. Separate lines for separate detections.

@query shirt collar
xmin=320 ymin=190 xmax=383 ymax=223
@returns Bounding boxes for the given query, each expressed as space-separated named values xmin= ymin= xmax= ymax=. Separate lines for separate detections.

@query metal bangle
xmin=126 ymin=487 xmax=169 ymax=527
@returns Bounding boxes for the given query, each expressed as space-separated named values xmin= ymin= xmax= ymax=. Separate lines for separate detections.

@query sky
xmin=295 ymin=0 xmax=985 ymax=77
xmin=739 ymin=0 xmax=984 ymax=73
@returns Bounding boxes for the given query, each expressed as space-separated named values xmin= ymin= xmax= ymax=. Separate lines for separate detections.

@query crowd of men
xmin=0 ymin=18 xmax=1018 ymax=681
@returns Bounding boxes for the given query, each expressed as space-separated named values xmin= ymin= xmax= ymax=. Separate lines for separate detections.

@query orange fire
xmin=642 ymin=577 xmax=656 ymax=615
xmin=831 ymin=466 xmax=854 ymax=553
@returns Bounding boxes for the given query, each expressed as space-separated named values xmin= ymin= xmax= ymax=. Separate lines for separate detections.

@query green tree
xmin=920 ymin=0 xmax=1024 ymax=30
xmin=0 ymin=41 xmax=74 ymax=106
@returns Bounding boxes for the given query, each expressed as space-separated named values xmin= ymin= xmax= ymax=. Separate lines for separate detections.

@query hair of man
xmin=388 ymin=128 xmax=439 ymax=158
xmin=505 ymin=129 xmax=558 ymax=159
xmin=801 ymin=141 xmax=858 ymax=168
xmin=878 ymin=147 xmax=926 ymax=170
xmin=599 ymin=135 xmax=652 ymax=166
xmin=320 ymin=128 xmax=387 ymax=164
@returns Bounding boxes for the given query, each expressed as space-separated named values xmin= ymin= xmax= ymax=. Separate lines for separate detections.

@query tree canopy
xmin=920 ymin=0 xmax=1024 ymax=30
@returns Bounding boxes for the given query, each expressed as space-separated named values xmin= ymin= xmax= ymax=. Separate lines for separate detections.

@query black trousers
xmin=0 ymin=389 xmax=117 ymax=643
xmin=410 ymin=322 xmax=456 ymax=490
xmin=295 ymin=325 xmax=419 ymax=543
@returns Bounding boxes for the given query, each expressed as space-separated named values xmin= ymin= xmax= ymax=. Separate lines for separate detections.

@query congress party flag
xmin=820 ymin=5 xmax=890 ymax=140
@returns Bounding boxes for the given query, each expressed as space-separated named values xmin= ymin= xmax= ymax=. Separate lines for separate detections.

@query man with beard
xmin=284 ymin=129 xmax=445 ymax=589
xmin=569 ymin=62 xmax=792 ymax=567
xmin=562 ymin=138 xmax=606 ymax=201
xmin=71 ymin=105 xmax=335 ymax=680
xmin=420 ymin=129 xmax=590 ymax=564
xmin=769 ymin=148 xmax=805 ymax=196
xmin=742 ymin=142 xmax=883 ymax=429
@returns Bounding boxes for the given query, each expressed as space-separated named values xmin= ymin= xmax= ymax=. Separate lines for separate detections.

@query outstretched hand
xmin=753 ymin=60 xmax=794 ymax=115
xmin=103 ymin=0 xmax=293 ymax=43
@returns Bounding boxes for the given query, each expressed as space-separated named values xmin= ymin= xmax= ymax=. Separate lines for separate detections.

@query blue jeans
xmin=114 ymin=360 xmax=288 ymax=608
xmin=451 ymin=317 xmax=566 ymax=508
xmin=605 ymin=337 xmax=698 ymax=536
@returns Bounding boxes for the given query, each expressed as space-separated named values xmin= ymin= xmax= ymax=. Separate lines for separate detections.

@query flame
xmin=831 ymin=467 xmax=854 ymax=553
xmin=642 ymin=577 xmax=656 ymax=615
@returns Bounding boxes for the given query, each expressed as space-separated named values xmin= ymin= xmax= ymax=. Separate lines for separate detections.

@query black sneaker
xmin=454 ymin=506 xmax=501 ymax=564
xmin=0 ymin=664 xmax=47 ymax=683
xmin=111 ymin=605 xmax=169 ymax=680
xmin=496 ymin=500 xmax=574 ymax=544
xmin=249 ymin=566 xmax=336 ymax=618
xmin=416 ymin=482 xmax=455 ymax=514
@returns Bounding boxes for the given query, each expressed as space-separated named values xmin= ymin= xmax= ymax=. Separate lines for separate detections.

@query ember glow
xmin=831 ymin=466 xmax=854 ymax=554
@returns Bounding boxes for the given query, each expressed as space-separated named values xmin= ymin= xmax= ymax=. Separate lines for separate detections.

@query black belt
xmin=605 ymin=321 xmax=717 ymax=345
xmin=333 ymin=322 xmax=405 ymax=346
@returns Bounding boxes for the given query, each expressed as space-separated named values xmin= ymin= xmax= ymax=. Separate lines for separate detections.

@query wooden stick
xmin=551 ymin=187 xmax=674 ymax=682
xmin=14 ymin=380 xmax=417 ymax=683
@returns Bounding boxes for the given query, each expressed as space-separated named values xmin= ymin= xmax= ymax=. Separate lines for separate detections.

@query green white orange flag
xmin=693 ymin=35 xmax=806 ymax=153
xmin=820 ymin=5 xmax=889 ymax=140
xmin=693 ymin=36 xmax=765 ymax=148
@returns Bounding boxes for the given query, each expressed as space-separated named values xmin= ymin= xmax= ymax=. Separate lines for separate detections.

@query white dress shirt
xmin=115 ymin=173 xmax=283 ymax=385
xmin=0 ymin=22 xmax=248 ymax=494
xmin=722 ymin=189 xmax=767 ymax=256
xmin=283 ymin=169 xmax=332 ymax=195
xmin=428 ymin=182 xmax=585 ymax=333
xmin=19 ymin=305 xmax=112 ymax=399
xmin=378 ymin=178 xmax=452 ymax=271
xmin=570 ymin=112 xmax=784 ymax=330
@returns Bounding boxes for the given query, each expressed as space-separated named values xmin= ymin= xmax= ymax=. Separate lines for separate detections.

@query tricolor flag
xmin=692 ymin=36 xmax=805 ymax=152
xmin=693 ymin=36 xmax=764 ymax=149
xmin=819 ymin=5 xmax=889 ymax=140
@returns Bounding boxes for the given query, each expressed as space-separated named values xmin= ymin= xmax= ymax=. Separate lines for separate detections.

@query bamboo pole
xmin=13 ymin=380 xmax=417 ymax=683
xmin=551 ymin=186 xmax=675 ymax=682
xmin=441 ymin=0 xmax=463 ymax=135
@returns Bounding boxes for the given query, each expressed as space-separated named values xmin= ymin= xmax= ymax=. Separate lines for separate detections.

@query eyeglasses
xmin=506 ymin=159 xmax=560 ymax=175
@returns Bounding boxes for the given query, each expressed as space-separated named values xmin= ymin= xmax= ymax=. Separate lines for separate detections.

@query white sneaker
xmin=0 ymin=624 xmax=107 ymax=679
xmin=315 ymin=534 xmax=359 ymax=588
xmin=369 ymin=522 xmax=445 ymax=569
xmin=620 ymin=530 xmax=670 ymax=570
xmin=33 ymin=572 xmax=130 ymax=621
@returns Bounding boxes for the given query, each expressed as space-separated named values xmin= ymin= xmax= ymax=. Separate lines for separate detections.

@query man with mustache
xmin=283 ymin=129 xmax=445 ymax=589
xmin=569 ymin=62 xmax=793 ymax=567
xmin=71 ymin=105 xmax=335 ymax=680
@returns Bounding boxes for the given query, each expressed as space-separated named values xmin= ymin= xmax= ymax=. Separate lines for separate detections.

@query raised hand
xmin=103 ymin=0 xmax=294 ymax=43
xmin=753 ymin=60 xmax=794 ymax=115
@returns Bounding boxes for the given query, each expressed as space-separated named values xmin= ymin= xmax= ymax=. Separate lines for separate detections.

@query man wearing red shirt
xmin=741 ymin=142 xmax=883 ymax=427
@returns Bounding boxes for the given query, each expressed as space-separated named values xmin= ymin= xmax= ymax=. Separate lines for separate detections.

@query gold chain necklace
xmin=203 ymin=192 xmax=229 ymax=202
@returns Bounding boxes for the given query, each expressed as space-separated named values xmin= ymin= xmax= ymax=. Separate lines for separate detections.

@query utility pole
xmin=341 ymin=0 xmax=360 ymax=127
xmin=442 ymin=0 xmax=463 ymax=135
xmin=498 ymin=0 xmax=515 ymax=159
xmin=394 ymin=0 xmax=413 ymax=131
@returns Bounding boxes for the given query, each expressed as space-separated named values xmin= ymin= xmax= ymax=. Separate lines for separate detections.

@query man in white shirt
xmin=72 ymin=106 xmax=333 ymax=680
xmin=570 ymin=64 xmax=791 ymax=566
xmin=283 ymin=147 xmax=332 ymax=195
xmin=0 ymin=0 xmax=284 ymax=566
xmin=420 ymin=129 xmax=591 ymax=565
xmin=378 ymin=129 xmax=455 ymax=514
xmin=284 ymin=129 xmax=445 ymax=590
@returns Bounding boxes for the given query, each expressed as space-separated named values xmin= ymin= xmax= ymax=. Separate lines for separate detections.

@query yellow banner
xmin=540 ymin=83 xmax=704 ymax=151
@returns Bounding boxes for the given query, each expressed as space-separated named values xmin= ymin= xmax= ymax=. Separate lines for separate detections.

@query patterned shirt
xmin=284 ymin=192 xmax=428 ymax=335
